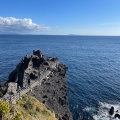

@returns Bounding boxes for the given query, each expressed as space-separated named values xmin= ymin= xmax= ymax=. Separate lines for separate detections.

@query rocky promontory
xmin=28 ymin=63 xmax=72 ymax=120
xmin=0 ymin=50 xmax=73 ymax=120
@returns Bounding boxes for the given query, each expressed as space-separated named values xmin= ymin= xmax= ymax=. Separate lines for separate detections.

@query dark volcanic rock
xmin=29 ymin=72 xmax=37 ymax=80
xmin=33 ymin=50 xmax=43 ymax=57
xmin=32 ymin=55 xmax=45 ymax=67
xmin=43 ymin=61 xmax=49 ymax=65
xmin=114 ymin=114 xmax=120 ymax=119
xmin=109 ymin=106 xmax=114 ymax=115
xmin=62 ymin=114 xmax=69 ymax=120
xmin=0 ymin=83 xmax=8 ymax=97
xmin=0 ymin=50 xmax=73 ymax=120
xmin=28 ymin=64 xmax=73 ymax=120
xmin=8 ymin=56 xmax=31 ymax=83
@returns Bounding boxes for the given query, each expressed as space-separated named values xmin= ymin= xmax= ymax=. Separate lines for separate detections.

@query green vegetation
xmin=0 ymin=99 xmax=10 ymax=119
xmin=0 ymin=94 xmax=57 ymax=120
xmin=14 ymin=94 xmax=57 ymax=120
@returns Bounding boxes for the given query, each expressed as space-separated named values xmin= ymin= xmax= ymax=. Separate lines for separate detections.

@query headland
xmin=0 ymin=50 xmax=73 ymax=120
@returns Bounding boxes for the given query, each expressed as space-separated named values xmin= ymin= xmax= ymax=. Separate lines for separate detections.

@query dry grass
xmin=13 ymin=94 xmax=57 ymax=120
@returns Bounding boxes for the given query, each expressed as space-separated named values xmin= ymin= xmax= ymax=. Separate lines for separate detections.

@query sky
xmin=0 ymin=0 xmax=120 ymax=35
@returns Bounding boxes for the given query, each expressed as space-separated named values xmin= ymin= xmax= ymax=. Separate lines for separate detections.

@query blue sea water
xmin=0 ymin=35 xmax=120 ymax=120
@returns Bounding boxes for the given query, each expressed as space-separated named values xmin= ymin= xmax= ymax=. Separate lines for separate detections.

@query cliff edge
xmin=0 ymin=50 xmax=73 ymax=120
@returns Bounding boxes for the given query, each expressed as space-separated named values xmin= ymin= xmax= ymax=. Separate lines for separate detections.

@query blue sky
xmin=0 ymin=0 xmax=120 ymax=35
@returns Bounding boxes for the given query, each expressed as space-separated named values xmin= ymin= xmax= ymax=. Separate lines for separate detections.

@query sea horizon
xmin=0 ymin=34 xmax=120 ymax=37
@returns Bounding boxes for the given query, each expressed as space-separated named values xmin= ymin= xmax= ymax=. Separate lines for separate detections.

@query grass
xmin=13 ymin=94 xmax=57 ymax=120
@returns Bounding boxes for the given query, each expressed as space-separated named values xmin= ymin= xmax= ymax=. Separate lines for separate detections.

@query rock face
xmin=28 ymin=63 xmax=72 ymax=120
xmin=0 ymin=50 xmax=73 ymax=120
xmin=114 ymin=114 xmax=120 ymax=119
xmin=8 ymin=50 xmax=45 ymax=86
xmin=109 ymin=106 xmax=114 ymax=116
xmin=0 ymin=83 xmax=8 ymax=97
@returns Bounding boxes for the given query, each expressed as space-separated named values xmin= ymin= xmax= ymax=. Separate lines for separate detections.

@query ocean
xmin=0 ymin=35 xmax=120 ymax=120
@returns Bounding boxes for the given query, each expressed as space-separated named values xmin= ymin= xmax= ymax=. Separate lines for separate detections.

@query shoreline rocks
xmin=109 ymin=106 xmax=114 ymax=116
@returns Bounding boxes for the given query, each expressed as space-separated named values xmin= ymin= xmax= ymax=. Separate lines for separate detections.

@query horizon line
xmin=0 ymin=33 xmax=120 ymax=37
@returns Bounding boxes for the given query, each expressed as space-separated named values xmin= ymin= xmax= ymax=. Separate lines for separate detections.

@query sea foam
xmin=83 ymin=102 xmax=120 ymax=120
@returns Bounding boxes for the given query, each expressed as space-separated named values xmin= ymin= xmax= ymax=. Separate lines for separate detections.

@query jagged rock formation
xmin=28 ymin=63 xmax=73 ymax=120
xmin=0 ymin=50 xmax=73 ymax=120
xmin=109 ymin=106 xmax=114 ymax=116
xmin=8 ymin=50 xmax=48 ymax=87
xmin=0 ymin=83 xmax=8 ymax=97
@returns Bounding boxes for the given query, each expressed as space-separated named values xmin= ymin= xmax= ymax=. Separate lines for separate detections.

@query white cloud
xmin=0 ymin=16 xmax=51 ymax=34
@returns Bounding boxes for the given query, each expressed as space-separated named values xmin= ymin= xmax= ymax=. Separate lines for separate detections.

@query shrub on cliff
xmin=12 ymin=112 xmax=22 ymax=120
xmin=0 ymin=99 xmax=10 ymax=119
xmin=15 ymin=94 xmax=57 ymax=120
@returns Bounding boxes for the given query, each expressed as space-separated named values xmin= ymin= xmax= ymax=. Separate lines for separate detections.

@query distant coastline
xmin=0 ymin=34 xmax=120 ymax=37
xmin=0 ymin=33 xmax=120 ymax=37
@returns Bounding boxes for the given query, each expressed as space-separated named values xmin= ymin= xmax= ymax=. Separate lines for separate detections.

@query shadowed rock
xmin=109 ymin=106 xmax=114 ymax=115
xmin=115 ymin=114 xmax=120 ymax=119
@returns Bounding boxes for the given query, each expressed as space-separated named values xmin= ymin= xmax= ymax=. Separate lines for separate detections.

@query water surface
xmin=0 ymin=35 xmax=120 ymax=120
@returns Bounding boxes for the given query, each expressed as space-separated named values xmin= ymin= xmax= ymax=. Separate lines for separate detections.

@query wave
xmin=83 ymin=102 xmax=120 ymax=120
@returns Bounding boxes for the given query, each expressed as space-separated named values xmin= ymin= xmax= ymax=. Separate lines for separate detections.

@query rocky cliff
xmin=0 ymin=50 xmax=73 ymax=120
xmin=28 ymin=63 xmax=72 ymax=120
